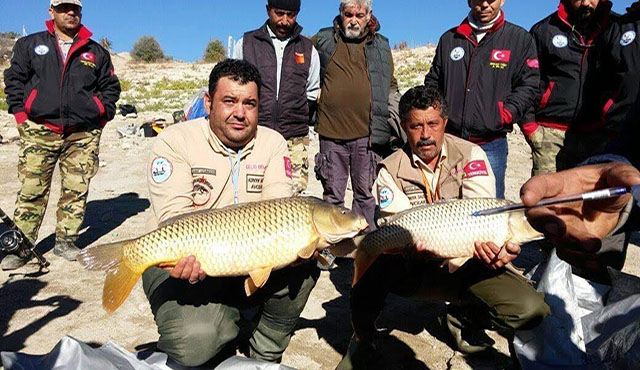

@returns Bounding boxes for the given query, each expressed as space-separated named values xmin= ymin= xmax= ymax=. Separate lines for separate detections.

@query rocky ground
xmin=0 ymin=50 xmax=638 ymax=370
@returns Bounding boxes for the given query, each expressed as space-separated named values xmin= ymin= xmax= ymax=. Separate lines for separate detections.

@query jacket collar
xmin=45 ymin=19 xmax=92 ymax=41
xmin=456 ymin=10 xmax=505 ymax=45
xmin=556 ymin=0 xmax=612 ymax=44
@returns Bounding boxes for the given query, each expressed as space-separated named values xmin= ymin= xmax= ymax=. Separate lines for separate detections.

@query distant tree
xmin=203 ymin=39 xmax=226 ymax=63
xmin=393 ymin=41 xmax=408 ymax=50
xmin=101 ymin=37 xmax=113 ymax=52
xmin=0 ymin=32 xmax=20 ymax=39
xmin=131 ymin=36 xmax=164 ymax=62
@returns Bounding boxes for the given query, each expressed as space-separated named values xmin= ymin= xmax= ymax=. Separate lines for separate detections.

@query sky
xmin=1 ymin=0 xmax=637 ymax=62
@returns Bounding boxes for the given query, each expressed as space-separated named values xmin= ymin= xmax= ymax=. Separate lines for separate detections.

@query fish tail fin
xmin=77 ymin=239 xmax=133 ymax=271
xmin=77 ymin=239 xmax=141 ymax=313
xmin=103 ymin=262 xmax=141 ymax=313
xmin=352 ymin=250 xmax=378 ymax=287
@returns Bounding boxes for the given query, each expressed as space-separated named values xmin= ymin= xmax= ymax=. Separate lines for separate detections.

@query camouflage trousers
xmin=286 ymin=135 xmax=309 ymax=195
xmin=528 ymin=125 xmax=610 ymax=175
xmin=14 ymin=121 xmax=102 ymax=243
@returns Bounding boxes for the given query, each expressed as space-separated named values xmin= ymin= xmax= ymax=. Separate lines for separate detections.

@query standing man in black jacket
xmin=425 ymin=0 xmax=539 ymax=199
xmin=523 ymin=0 xmax=618 ymax=175
xmin=234 ymin=0 xmax=320 ymax=195
xmin=2 ymin=0 xmax=120 ymax=270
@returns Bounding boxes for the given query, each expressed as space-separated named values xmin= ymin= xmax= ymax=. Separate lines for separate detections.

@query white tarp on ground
xmin=1 ymin=336 xmax=294 ymax=370
xmin=514 ymin=251 xmax=640 ymax=370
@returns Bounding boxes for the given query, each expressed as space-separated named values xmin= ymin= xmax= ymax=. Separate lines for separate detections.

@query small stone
xmin=5 ymin=127 xmax=19 ymax=141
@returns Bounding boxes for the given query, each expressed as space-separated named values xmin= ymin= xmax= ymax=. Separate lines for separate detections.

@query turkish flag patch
xmin=526 ymin=58 xmax=539 ymax=69
xmin=80 ymin=52 xmax=96 ymax=63
xmin=490 ymin=49 xmax=511 ymax=63
xmin=464 ymin=160 xmax=489 ymax=178
xmin=284 ymin=157 xmax=293 ymax=178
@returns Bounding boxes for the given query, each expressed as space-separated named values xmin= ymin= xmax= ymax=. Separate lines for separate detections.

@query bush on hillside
xmin=101 ymin=37 xmax=113 ymax=52
xmin=393 ymin=41 xmax=408 ymax=50
xmin=203 ymin=39 xmax=226 ymax=63
xmin=131 ymin=36 xmax=164 ymax=62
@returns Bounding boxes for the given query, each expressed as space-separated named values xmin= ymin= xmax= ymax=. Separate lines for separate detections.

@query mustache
xmin=417 ymin=139 xmax=437 ymax=147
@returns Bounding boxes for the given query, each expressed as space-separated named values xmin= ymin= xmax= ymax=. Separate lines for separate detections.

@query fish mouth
xmin=322 ymin=229 xmax=366 ymax=245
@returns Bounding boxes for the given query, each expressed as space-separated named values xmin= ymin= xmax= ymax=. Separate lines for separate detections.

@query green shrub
xmin=131 ymin=36 xmax=164 ymax=63
xmin=203 ymin=39 xmax=226 ymax=63
xmin=119 ymin=78 xmax=132 ymax=92
xmin=0 ymin=89 xmax=7 ymax=111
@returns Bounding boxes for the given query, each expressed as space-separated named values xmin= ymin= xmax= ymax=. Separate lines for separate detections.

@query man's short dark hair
xmin=208 ymin=59 xmax=262 ymax=96
xmin=399 ymin=86 xmax=448 ymax=122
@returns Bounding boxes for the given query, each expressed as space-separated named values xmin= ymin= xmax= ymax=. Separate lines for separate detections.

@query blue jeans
xmin=480 ymin=137 xmax=508 ymax=199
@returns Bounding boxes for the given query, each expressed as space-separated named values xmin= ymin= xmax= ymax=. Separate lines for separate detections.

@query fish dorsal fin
xmin=444 ymin=257 xmax=472 ymax=273
xmin=298 ymin=238 xmax=320 ymax=259
xmin=245 ymin=267 xmax=272 ymax=296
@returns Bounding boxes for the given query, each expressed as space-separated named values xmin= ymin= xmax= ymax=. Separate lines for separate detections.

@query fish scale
xmin=352 ymin=198 xmax=544 ymax=285
xmin=78 ymin=197 xmax=368 ymax=312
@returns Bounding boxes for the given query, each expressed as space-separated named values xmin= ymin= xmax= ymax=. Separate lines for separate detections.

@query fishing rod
xmin=0 ymin=207 xmax=50 ymax=270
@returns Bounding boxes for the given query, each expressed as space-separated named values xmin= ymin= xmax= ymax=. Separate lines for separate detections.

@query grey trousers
xmin=315 ymin=137 xmax=377 ymax=231
xmin=142 ymin=263 xmax=320 ymax=367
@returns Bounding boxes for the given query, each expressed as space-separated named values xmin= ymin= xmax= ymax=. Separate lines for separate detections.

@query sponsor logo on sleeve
xmin=526 ymin=58 xmax=540 ymax=69
xmin=621 ymin=30 xmax=636 ymax=46
xmin=80 ymin=52 xmax=97 ymax=68
xmin=192 ymin=176 xmax=213 ymax=206
xmin=463 ymin=160 xmax=489 ymax=178
xmin=151 ymin=157 xmax=172 ymax=183
xmin=490 ymin=49 xmax=511 ymax=69
xmin=34 ymin=45 xmax=49 ymax=56
xmin=552 ymin=35 xmax=568 ymax=48
xmin=378 ymin=187 xmax=394 ymax=209
xmin=450 ymin=47 xmax=465 ymax=61
xmin=284 ymin=157 xmax=293 ymax=178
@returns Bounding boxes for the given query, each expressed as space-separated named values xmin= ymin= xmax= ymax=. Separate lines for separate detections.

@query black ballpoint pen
xmin=472 ymin=186 xmax=636 ymax=217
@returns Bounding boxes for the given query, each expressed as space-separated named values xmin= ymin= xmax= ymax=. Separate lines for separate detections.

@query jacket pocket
xmin=497 ymin=101 xmax=513 ymax=126
xmin=24 ymin=88 xmax=38 ymax=115
xmin=92 ymin=96 xmax=106 ymax=117
xmin=539 ymin=81 xmax=555 ymax=109
xmin=314 ymin=152 xmax=330 ymax=183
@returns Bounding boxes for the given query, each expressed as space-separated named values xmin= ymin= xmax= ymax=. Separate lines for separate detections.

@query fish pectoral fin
xmin=298 ymin=239 xmax=320 ymax=260
xmin=245 ymin=267 xmax=272 ymax=296
xmin=444 ymin=257 xmax=472 ymax=273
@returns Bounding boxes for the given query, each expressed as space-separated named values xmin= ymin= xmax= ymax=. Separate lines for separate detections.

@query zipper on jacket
xmin=461 ymin=39 xmax=479 ymax=140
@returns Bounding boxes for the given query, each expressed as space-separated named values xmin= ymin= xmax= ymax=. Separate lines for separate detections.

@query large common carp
xmin=78 ymin=197 xmax=368 ymax=312
xmin=351 ymin=198 xmax=543 ymax=285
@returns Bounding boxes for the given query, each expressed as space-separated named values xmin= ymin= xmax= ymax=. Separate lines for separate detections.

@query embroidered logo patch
xmin=378 ymin=187 xmax=394 ymax=209
xmin=552 ymin=35 xmax=568 ymax=48
xmin=246 ymin=174 xmax=264 ymax=193
xmin=34 ymin=45 xmax=49 ymax=56
xmin=490 ymin=49 xmax=511 ymax=69
xmin=191 ymin=167 xmax=217 ymax=176
xmin=80 ymin=52 xmax=97 ymax=68
xmin=151 ymin=157 xmax=172 ymax=183
xmin=295 ymin=52 xmax=305 ymax=64
xmin=526 ymin=58 xmax=540 ymax=69
xmin=284 ymin=157 xmax=293 ymax=178
xmin=463 ymin=160 xmax=489 ymax=178
xmin=450 ymin=47 xmax=465 ymax=61
xmin=621 ymin=30 xmax=636 ymax=46
xmin=192 ymin=176 xmax=213 ymax=206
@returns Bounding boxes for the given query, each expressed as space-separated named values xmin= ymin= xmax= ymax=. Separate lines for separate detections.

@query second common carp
xmin=352 ymin=198 xmax=543 ymax=285
xmin=78 ymin=197 xmax=368 ymax=312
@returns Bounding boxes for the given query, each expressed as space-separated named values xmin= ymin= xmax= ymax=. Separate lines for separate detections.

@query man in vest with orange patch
xmin=337 ymin=86 xmax=549 ymax=369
